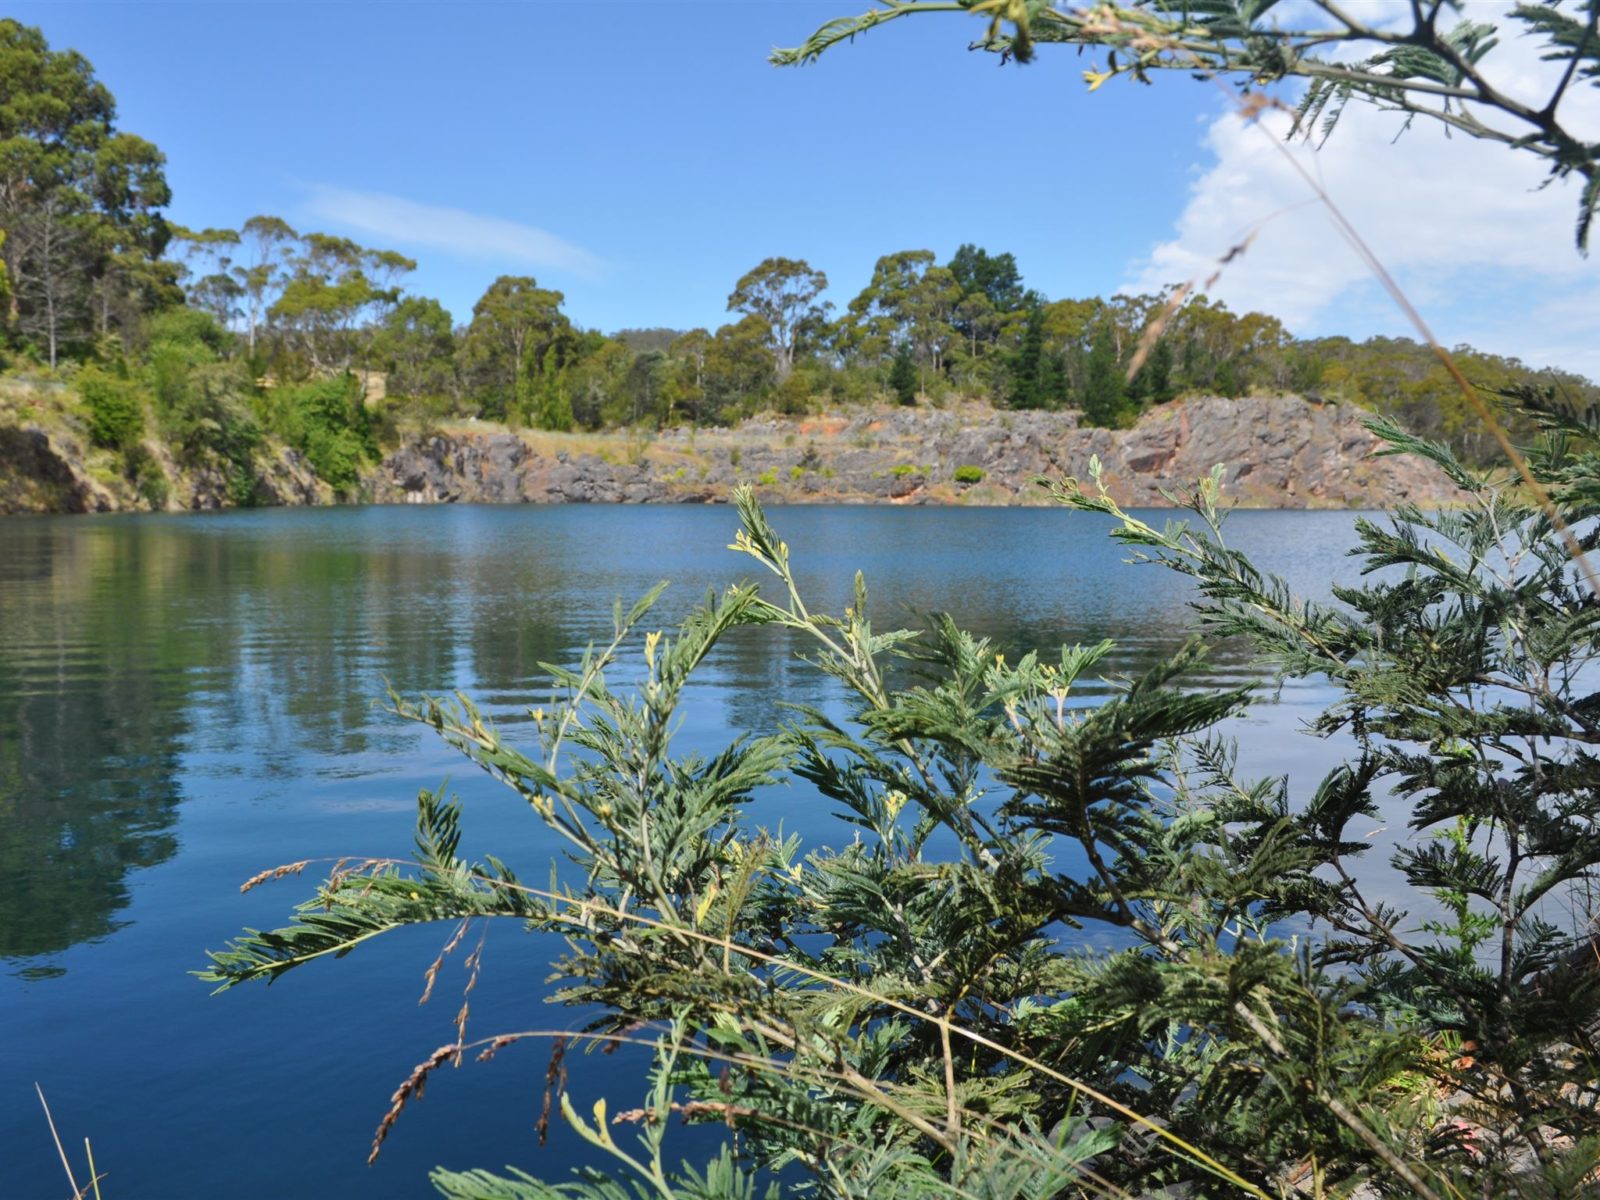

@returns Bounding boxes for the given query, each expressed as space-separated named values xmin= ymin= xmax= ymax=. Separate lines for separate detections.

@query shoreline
xmin=1 ymin=393 xmax=1463 ymax=517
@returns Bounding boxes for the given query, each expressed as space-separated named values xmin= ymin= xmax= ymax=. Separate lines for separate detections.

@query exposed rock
xmin=2 ymin=393 xmax=1463 ymax=517
xmin=0 ymin=424 xmax=118 ymax=514
xmin=367 ymin=395 xmax=1462 ymax=511
xmin=0 ymin=417 xmax=334 ymax=515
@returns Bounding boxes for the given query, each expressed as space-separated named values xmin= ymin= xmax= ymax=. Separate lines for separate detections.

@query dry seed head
xmin=239 ymin=861 xmax=310 ymax=893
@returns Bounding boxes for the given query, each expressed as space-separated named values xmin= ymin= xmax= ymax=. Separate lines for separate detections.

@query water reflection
xmin=0 ymin=504 xmax=1357 ymax=972
xmin=0 ymin=526 xmax=191 ymax=958
xmin=0 ymin=502 xmax=1369 ymax=1199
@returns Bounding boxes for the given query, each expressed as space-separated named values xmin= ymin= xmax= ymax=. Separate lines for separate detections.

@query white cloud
xmin=302 ymin=185 xmax=604 ymax=279
xmin=1123 ymin=8 xmax=1600 ymax=378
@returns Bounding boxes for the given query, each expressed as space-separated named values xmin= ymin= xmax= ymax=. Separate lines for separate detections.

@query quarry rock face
xmin=1 ymin=394 xmax=1461 ymax=515
xmin=369 ymin=395 xmax=1461 ymax=510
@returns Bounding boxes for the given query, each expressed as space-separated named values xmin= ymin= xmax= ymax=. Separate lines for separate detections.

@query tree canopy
xmin=0 ymin=17 xmax=173 ymax=363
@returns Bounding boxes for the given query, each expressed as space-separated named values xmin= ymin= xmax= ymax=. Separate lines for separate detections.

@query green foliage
xmin=531 ymin=345 xmax=575 ymax=432
xmin=1005 ymin=306 xmax=1051 ymax=410
xmin=1081 ymin=324 xmax=1126 ymax=428
xmin=727 ymin=257 xmax=830 ymax=382
xmin=462 ymin=275 xmax=570 ymax=421
xmin=952 ymin=464 xmax=984 ymax=484
xmin=77 ymin=365 xmax=145 ymax=449
xmin=209 ymin=404 xmax=1600 ymax=1196
xmin=0 ymin=19 xmax=173 ymax=366
xmin=131 ymin=451 xmax=169 ymax=508
xmin=1047 ymin=411 xmax=1600 ymax=1195
xmin=278 ymin=375 xmax=372 ymax=492
xmin=888 ymin=341 xmax=917 ymax=405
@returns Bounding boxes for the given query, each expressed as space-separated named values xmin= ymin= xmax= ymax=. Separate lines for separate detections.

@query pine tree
xmin=888 ymin=339 xmax=917 ymax=405
xmin=1006 ymin=305 xmax=1045 ymax=409
xmin=1081 ymin=323 xmax=1125 ymax=427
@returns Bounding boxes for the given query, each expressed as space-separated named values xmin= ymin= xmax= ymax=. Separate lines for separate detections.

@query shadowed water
xmin=0 ymin=503 xmax=1373 ymax=1198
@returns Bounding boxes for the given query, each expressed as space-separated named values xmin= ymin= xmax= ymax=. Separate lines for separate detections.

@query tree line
xmin=3 ymin=15 xmax=1594 ymax=495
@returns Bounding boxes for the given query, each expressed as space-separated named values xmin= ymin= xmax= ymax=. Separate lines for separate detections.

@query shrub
xmin=78 ymin=367 xmax=146 ymax=450
xmin=953 ymin=464 xmax=984 ymax=484
xmin=208 ymin=411 xmax=1600 ymax=1198
xmin=890 ymin=462 xmax=916 ymax=477
xmin=279 ymin=375 xmax=374 ymax=492
xmin=123 ymin=442 xmax=170 ymax=508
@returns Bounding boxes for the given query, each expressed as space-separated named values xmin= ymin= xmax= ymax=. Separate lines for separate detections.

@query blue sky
xmin=13 ymin=2 xmax=1600 ymax=376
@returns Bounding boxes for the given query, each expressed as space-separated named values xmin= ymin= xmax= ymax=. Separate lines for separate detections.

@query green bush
xmin=279 ymin=375 xmax=375 ymax=492
xmin=953 ymin=464 xmax=985 ymax=484
xmin=208 ymin=412 xmax=1600 ymax=1198
xmin=890 ymin=462 xmax=917 ymax=477
xmin=125 ymin=444 xmax=170 ymax=509
xmin=78 ymin=367 xmax=146 ymax=450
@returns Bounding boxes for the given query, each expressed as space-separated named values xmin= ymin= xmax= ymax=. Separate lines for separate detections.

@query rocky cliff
xmin=371 ymin=395 xmax=1459 ymax=510
xmin=1 ymin=393 xmax=1460 ymax=516
xmin=0 ymin=417 xmax=329 ymax=516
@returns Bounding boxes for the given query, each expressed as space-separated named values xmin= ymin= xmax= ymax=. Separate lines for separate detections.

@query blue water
xmin=0 ymin=503 xmax=1369 ymax=1197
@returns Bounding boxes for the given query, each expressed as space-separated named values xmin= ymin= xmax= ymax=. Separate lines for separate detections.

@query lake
xmin=0 ymin=503 xmax=1373 ymax=1198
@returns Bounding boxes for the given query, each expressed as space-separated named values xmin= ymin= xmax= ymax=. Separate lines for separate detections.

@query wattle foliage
xmin=205 ymin=410 xmax=1600 ymax=1198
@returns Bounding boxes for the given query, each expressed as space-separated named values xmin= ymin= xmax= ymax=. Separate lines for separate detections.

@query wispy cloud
xmin=302 ymin=184 xmax=605 ymax=279
xmin=1121 ymin=9 xmax=1600 ymax=378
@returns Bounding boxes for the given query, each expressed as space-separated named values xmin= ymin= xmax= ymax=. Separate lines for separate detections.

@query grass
xmin=36 ymin=1084 xmax=104 ymax=1200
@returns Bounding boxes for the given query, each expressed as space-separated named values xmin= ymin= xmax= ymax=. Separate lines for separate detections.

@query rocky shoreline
xmin=1 ymin=394 xmax=1461 ymax=516
xmin=372 ymin=395 xmax=1458 ymax=510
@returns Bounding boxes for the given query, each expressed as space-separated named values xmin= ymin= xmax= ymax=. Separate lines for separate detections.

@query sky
xmin=12 ymin=0 xmax=1600 ymax=378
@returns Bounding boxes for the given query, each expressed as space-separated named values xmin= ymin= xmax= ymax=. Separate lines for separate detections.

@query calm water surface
xmin=1 ymin=504 xmax=1373 ymax=1197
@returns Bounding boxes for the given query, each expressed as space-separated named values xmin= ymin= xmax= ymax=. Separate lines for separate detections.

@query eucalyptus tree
xmin=172 ymin=226 xmax=244 ymax=343
xmin=703 ymin=314 xmax=775 ymax=417
xmin=843 ymin=248 xmax=961 ymax=381
xmin=270 ymin=232 xmax=415 ymax=379
xmin=374 ymin=295 xmax=458 ymax=402
xmin=0 ymin=19 xmax=172 ymax=363
xmin=234 ymin=215 xmax=297 ymax=358
xmin=667 ymin=327 xmax=712 ymax=424
xmin=946 ymin=243 xmax=1028 ymax=359
xmin=726 ymin=256 xmax=830 ymax=382
xmin=461 ymin=274 xmax=571 ymax=421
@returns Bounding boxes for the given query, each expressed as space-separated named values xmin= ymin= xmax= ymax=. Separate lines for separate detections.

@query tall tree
xmin=270 ymin=232 xmax=414 ymax=379
xmin=667 ymin=328 xmax=711 ymax=425
xmin=844 ymin=249 xmax=958 ymax=380
xmin=461 ymin=275 xmax=570 ymax=420
xmin=234 ymin=215 xmax=297 ymax=359
xmin=726 ymin=256 xmax=829 ymax=382
xmin=888 ymin=340 xmax=917 ymax=405
xmin=703 ymin=314 xmax=774 ymax=418
xmin=0 ymin=19 xmax=171 ymax=364
xmin=373 ymin=295 xmax=456 ymax=401
xmin=1081 ymin=322 xmax=1126 ymax=427
xmin=946 ymin=244 xmax=1025 ymax=316
xmin=172 ymin=225 xmax=244 ymax=343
